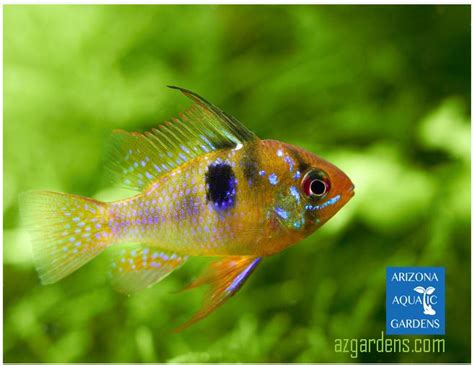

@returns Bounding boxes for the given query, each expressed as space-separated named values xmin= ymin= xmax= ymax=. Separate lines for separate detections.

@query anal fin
xmin=175 ymin=256 xmax=262 ymax=331
xmin=109 ymin=244 xmax=187 ymax=295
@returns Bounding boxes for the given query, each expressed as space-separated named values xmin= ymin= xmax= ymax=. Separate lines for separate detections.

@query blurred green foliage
xmin=4 ymin=5 xmax=470 ymax=363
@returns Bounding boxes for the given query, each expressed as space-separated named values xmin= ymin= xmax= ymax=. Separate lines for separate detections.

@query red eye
xmin=302 ymin=170 xmax=330 ymax=199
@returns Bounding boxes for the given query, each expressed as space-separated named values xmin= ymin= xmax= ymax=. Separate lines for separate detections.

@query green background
xmin=4 ymin=5 xmax=470 ymax=362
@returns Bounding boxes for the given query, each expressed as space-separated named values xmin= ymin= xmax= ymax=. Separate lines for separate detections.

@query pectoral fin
xmin=175 ymin=256 xmax=262 ymax=331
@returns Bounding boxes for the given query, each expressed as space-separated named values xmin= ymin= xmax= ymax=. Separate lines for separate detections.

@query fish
xmin=19 ymin=86 xmax=355 ymax=330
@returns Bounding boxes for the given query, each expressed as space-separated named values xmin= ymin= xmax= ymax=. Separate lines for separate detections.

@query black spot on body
xmin=205 ymin=163 xmax=237 ymax=211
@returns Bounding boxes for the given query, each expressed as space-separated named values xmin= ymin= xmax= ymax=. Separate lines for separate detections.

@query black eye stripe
xmin=241 ymin=143 xmax=259 ymax=184
xmin=287 ymin=146 xmax=310 ymax=173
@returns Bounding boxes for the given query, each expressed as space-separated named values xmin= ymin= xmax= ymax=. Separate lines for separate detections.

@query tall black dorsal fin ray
xmin=167 ymin=85 xmax=258 ymax=143
xmin=106 ymin=87 xmax=259 ymax=191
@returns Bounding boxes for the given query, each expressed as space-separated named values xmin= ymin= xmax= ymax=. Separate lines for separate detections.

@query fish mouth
xmin=348 ymin=184 xmax=355 ymax=198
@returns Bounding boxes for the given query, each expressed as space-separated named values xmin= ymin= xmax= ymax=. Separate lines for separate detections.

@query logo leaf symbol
xmin=414 ymin=286 xmax=425 ymax=294
xmin=425 ymin=286 xmax=436 ymax=295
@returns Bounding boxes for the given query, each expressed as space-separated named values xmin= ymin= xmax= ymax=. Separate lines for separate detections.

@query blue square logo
xmin=386 ymin=267 xmax=445 ymax=335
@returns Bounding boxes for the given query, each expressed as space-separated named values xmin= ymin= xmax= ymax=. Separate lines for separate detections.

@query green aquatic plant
xmin=4 ymin=4 xmax=470 ymax=363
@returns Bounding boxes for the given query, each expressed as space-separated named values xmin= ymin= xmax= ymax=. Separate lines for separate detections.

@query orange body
xmin=108 ymin=139 xmax=353 ymax=257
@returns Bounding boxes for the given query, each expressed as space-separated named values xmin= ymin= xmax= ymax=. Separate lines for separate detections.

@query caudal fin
xmin=19 ymin=191 xmax=113 ymax=284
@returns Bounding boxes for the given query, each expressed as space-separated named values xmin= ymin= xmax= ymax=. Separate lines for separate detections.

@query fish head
xmin=297 ymin=147 xmax=355 ymax=230
xmin=262 ymin=141 xmax=354 ymax=237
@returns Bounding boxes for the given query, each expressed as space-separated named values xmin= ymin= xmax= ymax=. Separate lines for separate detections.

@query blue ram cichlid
xmin=20 ymin=86 xmax=354 ymax=330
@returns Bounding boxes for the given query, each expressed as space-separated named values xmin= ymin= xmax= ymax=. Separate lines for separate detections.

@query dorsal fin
xmin=106 ymin=86 xmax=258 ymax=191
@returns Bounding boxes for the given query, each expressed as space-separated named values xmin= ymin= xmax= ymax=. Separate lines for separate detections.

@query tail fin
xmin=19 ymin=191 xmax=113 ymax=284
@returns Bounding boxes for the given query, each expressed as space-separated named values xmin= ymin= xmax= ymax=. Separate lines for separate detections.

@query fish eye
xmin=310 ymin=179 xmax=327 ymax=196
xmin=302 ymin=170 xmax=330 ymax=199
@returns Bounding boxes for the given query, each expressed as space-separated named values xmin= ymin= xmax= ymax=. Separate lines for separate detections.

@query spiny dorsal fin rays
xmin=106 ymin=87 xmax=259 ymax=191
xmin=167 ymin=85 xmax=257 ymax=143
xmin=174 ymin=256 xmax=262 ymax=332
